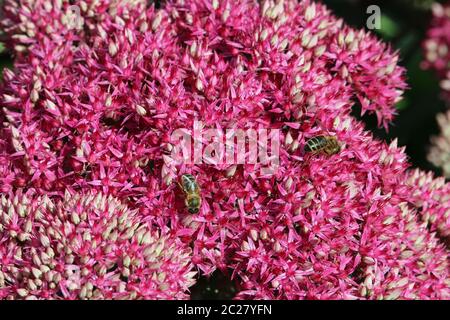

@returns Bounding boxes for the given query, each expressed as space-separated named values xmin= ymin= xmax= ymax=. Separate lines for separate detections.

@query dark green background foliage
xmin=0 ymin=0 xmax=447 ymax=299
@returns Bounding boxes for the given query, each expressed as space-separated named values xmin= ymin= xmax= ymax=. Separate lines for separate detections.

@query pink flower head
xmin=428 ymin=110 xmax=450 ymax=178
xmin=406 ymin=169 xmax=450 ymax=243
xmin=422 ymin=3 xmax=450 ymax=179
xmin=422 ymin=2 xmax=450 ymax=102
xmin=0 ymin=190 xmax=196 ymax=299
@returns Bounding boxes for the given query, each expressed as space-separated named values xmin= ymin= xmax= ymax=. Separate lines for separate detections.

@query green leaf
xmin=395 ymin=98 xmax=409 ymax=111
xmin=0 ymin=49 xmax=14 ymax=81
xmin=376 ymin=15 xmax=401 ymax=39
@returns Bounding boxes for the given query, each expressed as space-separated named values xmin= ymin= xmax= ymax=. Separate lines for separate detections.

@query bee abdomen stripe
xmin=305 ymin=136 xmax=326 ymax=151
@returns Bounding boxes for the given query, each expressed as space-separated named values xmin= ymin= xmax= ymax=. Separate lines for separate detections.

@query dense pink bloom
xmin=406 ymin=169 xmax=450 ymax=243
xmin=0 ymin=190 xmax=196 ymax=299
xmin=0 ymin=0 xmax=448 ymax=300
xmin=359 ymin=170 xmax=449 ymax=300
xmin=230 ymin=121 xmax=449 ymax=299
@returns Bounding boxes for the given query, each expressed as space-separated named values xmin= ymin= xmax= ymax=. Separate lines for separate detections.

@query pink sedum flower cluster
xmin=423 ymin=2 xmax=450 ymax=101
xmin=423 ymin=2 xmax=450 ymax=178
xmin=428 ymin=110 xmax=450 ymax=177
xmin=0 ymin=0 xmax=448 ymax=299
xmin=0 ymin=190 xmax=196 ymax=300
xmin=406 ymin=169 xmax=450 ymax=243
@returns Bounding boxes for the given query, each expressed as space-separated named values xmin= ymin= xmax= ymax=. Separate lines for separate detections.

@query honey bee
xmin=304 ymin=135 xmax=341 ymax=155
xmin=178 ymin=174 xmax=202 ymax=214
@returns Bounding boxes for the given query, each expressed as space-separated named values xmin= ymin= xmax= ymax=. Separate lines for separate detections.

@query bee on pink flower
xmin=304 ymin=135 xmax=341 ymax=156
xmin=178 ymin=174 xmax=202 ymax=214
